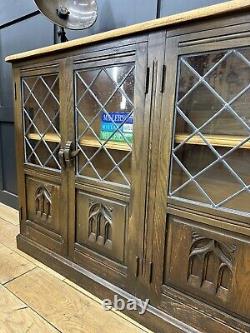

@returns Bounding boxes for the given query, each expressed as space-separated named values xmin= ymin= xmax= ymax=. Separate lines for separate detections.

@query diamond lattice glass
xmin=170 ymin=48 xmax=250 ymax=214
xmin=75 ymin=64 xmax=135 ymax=186
xmin=22 ymin=74 xmax=61 ymax=170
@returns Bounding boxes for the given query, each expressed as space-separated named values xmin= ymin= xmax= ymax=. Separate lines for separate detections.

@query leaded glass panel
xmin=22 ymin=74 xmax=61 ymax=170
xmin=75 ymin=64 xmax=135 ymax=186
xmin=170 ymin=48 xmax=250 ymax=214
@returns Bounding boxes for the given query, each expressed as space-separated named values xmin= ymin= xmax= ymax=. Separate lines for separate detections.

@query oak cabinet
xmin=17 ymin=39 xmax=150 ymax=296
xmin=7 ymin=3 xmax=250 ymax=333
xmin=150 ymin=16 xmax=250 ymax=332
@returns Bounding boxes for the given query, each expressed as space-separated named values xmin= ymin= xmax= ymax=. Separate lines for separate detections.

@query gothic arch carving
xmin=88 ymin=201 xmax=112 ymax=249
xmin=188 ymin=232 xmax=236 ymax=300
xmin=35 ymin=186 xmax=52 ymax=223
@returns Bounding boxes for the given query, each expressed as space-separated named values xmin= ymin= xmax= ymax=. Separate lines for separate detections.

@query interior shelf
xmin=79 ymin=137 xmax=132 ymax=152
xmin=27 ymin=133 xmax=132 ymax=151
xmin=27 ymin=133 xmax=61 ymax=143
xmin=175 ymin=133 xmax=250 ymax=149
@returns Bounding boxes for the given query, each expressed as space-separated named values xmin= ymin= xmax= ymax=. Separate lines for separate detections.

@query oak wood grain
xmin=0 ymin=215 xmax=66 ymax=281
xmin=6 ymin=268 xmax=148 ymax=333
xmin=0 ymin=243 xmax=35 ymax=284
xmin=0 ymin=203 xmax=19 ymax=226
xmin=0 ymin=307 xmax=60 ymax=333
xmin=0 ymin=218 xmax=19 ymax=251
xmin=80 ymin=137 xmax=132 ymax=152
xmin=27 ymin=133 xmax=61 ymax=143
xmin=5 ymin=1 xmax=250 ymax=63
xmin=0 ymin=284 xmax=59 ymax=333
xmin=175 ymin=133 xmax=250 ymax=149
xmin=63 ymin=278 xmax=152 ymax=332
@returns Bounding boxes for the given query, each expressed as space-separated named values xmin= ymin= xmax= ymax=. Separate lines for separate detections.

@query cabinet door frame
xmin=134 ymin=30 xmax=167 ymax=300
xmin=66 ymin=39 xmax=150 ymax=295
xmin=150 ymin=17 xmax=250 ymax=333
xmin=14 ymin=59 xmax=70 ymax=256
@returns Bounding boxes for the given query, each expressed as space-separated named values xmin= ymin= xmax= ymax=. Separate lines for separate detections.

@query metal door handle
xmin=58 ymin=147 xmax=66 ymax=169
xmin=64 ymin=141 xmax=80 ymax=167
xmin=58 ymin=141 xmax=80 ymax=168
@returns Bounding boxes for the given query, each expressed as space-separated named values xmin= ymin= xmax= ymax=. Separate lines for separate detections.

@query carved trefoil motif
xmin=35 ymin=186 xmax=52 ymax=223
xmin=88 ymin=201 xmax=113 ymax=250
xmin=188 ymin=232 xmax=236 ymax=301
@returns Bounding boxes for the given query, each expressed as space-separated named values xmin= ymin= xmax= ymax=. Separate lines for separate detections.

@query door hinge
xmin=160 ymin=64 xmax=166 ymax=93
xmin=14 ymin=83 xmax=17 ymax=100
xmin=145 ymin=67 xmax=150 ymax=94
xmin=135 ymin=256 xmax=141 ymax=278
xmin=148 ymin=261 xmax=153 ymax=283
xmin=135 ymin=257 xmax=153 ymax=282
xmin=19 ymin=207 xmax=23 ymax=221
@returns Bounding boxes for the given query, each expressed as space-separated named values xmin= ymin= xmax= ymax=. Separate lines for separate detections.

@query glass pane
xmin=22 ymin=74 xmax=61 ymax=170
xmin=75 ymin=64 xmax=135 ymax=186
xmin=170 ymin=48 xmax=250 ymax=215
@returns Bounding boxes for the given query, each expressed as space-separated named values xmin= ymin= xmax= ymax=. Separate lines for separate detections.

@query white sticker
xmin=122 ymin=123 xmax=133 ymax=133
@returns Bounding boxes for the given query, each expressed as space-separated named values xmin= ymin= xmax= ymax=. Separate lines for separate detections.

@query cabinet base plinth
xmin=16 ymin=234 xmax=194 ymax=333
xmin=17 ymin=234 xmax=245 ymax=333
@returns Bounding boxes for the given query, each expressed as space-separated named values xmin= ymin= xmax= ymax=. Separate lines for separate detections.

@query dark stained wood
xmin=136 ymin=30 xmax=167 ymax=300
xmin=26 ymin=177 xmax=62 ymax=235
xmin=14 ymin=60 xmax=69 ymax=256
xmin=76 ymin=192 xmax=127 ymax=263
xmin=164 ymin=216 xmax=250 ymax=321
xmin=13 ymin=67 xmax=26 ymax=236
xmin=150 ymin=12 xmax=250 ymax=333
xmin=70 ymin=41 xmax=150 ymax=295
xmin=59 ymin=57 xmax=74 ymax=259
xmin=9 ymin=8 xmax=250 ymax=333
xmin=150 ymin=36 xmax=179 ymax=305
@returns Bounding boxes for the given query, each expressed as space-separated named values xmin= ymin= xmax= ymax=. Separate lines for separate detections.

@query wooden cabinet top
xmin=5 ymin=1 xmax=250 ymax=63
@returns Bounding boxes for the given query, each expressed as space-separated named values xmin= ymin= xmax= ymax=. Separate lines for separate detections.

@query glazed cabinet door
xmin=15 ymin=60 xmax=69 ymax=256
xmin=151 ymin=19 xmax=250 ymax=333
xmin=68 ymin=40 xmax=150 ymax=294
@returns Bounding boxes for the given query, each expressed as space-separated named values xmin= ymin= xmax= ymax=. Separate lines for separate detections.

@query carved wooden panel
xmin=76 ymin=191 xmax=127 ymax=264
xmin=164 ymin=215 xmax=250 ymax=320
xmin=88 ymin=201 xmax=113 ymax=250
xmin=188 ymin=232 xmax=236 ymax=301
xmin=35 ymin=186 xmax=52 ymax=224
xmin=25 ymin=176 xmax=61 ymax=235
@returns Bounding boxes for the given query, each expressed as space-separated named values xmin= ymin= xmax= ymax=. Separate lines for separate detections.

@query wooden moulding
xmin=5 ymin=1 xmax=250 ymax=63
xmin=175 ymin=134 xmax=250 ymax=149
